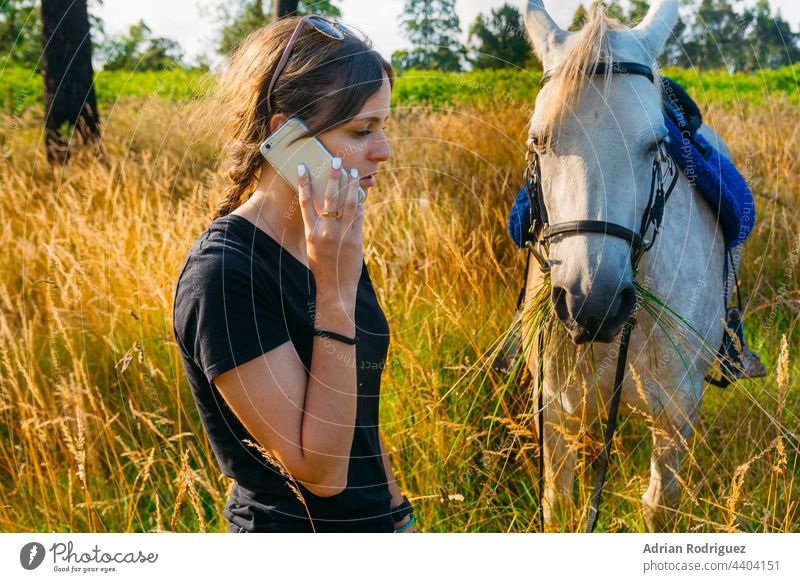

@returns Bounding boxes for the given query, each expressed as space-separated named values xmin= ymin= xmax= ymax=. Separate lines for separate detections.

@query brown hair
xmin=206 ymin=16 xmax=394 ymax=221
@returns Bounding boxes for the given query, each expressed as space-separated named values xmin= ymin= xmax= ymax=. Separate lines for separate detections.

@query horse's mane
xmin=537 ymin=5 xmax=654 ymax=138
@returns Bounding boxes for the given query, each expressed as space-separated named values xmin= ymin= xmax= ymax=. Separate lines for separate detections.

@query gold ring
xmin=321 ymin=210 xmax=340 ymax=218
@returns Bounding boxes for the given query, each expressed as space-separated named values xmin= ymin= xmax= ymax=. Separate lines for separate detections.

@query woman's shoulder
xmin=174 ymin=214 xmax=277 ymax=306
xmin=178 ymin=216 xmax=244 ymax=274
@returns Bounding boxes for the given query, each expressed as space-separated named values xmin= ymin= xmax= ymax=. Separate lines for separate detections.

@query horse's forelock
xmin=536 ymin=5 xmax=647 ymax=140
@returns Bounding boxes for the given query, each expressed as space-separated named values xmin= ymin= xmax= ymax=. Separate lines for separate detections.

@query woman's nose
xmin=368 ymin=135 xmax=390 ymax=162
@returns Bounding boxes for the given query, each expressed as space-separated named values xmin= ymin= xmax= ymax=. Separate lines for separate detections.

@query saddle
xmin=497 ymin=77 xmax=766 ymax=386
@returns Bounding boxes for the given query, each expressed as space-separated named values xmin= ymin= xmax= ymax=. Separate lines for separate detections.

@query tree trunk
xmin=40 ymin=0 xmax=101 ymax=165
xmin=272 ymin=0 xmax=299 ymax=21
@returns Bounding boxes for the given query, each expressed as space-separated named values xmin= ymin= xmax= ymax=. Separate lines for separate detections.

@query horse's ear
xmin=524 ymin=0 xmax=570 ymax=65
xmin=632 ymin=0 xmax=679 ymax=62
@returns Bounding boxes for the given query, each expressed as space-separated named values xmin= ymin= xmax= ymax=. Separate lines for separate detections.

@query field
xmin=0 ymin=67 xmax=797 ymax=532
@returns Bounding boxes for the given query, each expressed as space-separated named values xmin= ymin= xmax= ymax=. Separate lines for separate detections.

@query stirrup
xmin=706 ymin=307 xmax=766 ymax=387
xmin=491 ymin=315 xmax=523 ymax=376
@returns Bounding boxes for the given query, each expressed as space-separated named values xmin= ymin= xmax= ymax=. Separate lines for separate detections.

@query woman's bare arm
xmin=214 ymin=294 xmax=356 ymax=497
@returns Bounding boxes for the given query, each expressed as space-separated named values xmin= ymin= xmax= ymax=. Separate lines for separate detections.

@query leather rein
xmin=522 ymin=62 xmax=680 ymax=533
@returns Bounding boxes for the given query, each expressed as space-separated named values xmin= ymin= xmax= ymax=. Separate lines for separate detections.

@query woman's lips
xmin=360 ymin=175 xmax=377 ymax=188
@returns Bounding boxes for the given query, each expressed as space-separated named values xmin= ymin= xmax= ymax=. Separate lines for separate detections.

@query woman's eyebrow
xmin=350 ymin=114 xmax=388 ymax=124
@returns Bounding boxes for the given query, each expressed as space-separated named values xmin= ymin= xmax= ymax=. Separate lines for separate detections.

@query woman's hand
xmin=297 ymin=158 xmax=364 ymax=310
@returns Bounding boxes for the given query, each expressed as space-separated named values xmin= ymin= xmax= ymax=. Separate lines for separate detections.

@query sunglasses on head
xmin=266 ymin=15 xmax=366 ymax=116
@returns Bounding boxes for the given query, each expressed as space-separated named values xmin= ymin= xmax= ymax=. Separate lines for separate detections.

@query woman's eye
xmin=355 ymin=129 xmax=372 ymax=137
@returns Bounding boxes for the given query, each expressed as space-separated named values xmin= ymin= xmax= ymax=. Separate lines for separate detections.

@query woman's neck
xmin=232 ymin=164 xmax=307 ymax=264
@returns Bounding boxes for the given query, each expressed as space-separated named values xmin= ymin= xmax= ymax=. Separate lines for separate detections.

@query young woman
xmin=172 ymin=15 xmax=415 ymax=533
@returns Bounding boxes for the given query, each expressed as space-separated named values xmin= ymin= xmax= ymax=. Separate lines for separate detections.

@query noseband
xmin=523 ymin=61 xmax=680 ymax=272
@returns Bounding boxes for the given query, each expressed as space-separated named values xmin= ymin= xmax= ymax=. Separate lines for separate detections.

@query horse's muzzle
xmin=552 ymin=284 xmax=636 ymax=344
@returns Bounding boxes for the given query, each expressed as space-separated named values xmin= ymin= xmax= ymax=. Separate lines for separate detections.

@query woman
xmin=172 ymin=15 xmax=415 ymax=533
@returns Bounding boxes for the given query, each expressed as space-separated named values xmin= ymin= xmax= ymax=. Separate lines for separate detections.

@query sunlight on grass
xmin=0 ymin=91 xmax=797 ymax=532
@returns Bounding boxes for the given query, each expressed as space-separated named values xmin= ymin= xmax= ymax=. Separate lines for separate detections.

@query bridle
xmin=521 ymin=61 xmax=680 ymax=533
xmin=523 ymin=62 xmax=680 ymax=273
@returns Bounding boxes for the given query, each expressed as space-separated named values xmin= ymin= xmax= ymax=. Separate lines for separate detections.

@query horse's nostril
xmin=551 ymin=286 xmax=570 ymax=324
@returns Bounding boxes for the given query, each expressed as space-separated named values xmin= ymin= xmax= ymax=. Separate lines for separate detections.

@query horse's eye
xmin=530 ymin=134 xmax=549 ymax=154
xmin=648 ymin=138 xmax=665 ymax=154
xmin=649 ymin=133 xmax=670 ymax=155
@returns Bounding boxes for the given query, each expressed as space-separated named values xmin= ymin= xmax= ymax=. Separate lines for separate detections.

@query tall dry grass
xmin=0 ymin=92 xmax=797 ymax=532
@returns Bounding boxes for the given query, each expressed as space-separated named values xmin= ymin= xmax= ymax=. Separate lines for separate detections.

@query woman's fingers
xmin=340 ymin=167 xmax=360 ymax=228
xmin=296 ymin=164 xmax=318 ymax=230
xmin=351 ymin=196 xmax=365 ymax=237
xmin=322 ymin=157 xmax=343 ymax=215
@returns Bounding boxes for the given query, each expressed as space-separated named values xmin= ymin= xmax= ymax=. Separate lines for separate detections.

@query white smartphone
xmin=259 ymin=118 xmax=366 ymax=205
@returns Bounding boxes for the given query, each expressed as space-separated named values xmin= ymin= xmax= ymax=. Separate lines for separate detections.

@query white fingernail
xmin=332 ymin=157 xmax=341 ymax=170
xmin=297 ymin=164 xmax=306 ymax=177
xmin=350 ymin=168 xmax=358 ymax=179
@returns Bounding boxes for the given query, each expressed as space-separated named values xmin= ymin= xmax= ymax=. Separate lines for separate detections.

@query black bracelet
xmin=313 ymin=328 xmax=356 ymax=345
xmin=391 ymin=495 xmax=413 ymax=524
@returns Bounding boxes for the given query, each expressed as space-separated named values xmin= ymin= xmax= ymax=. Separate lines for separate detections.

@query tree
xmin=627 ymin=0 xmax=650 ymax=24
xmin=396 ymin=0 xmax=463 ymax=72
xmin=99 ymin=20 xmax=184 ymax=71
xmin=678 ymin=0 xmax=746 ymax=69
xmin=468 ymin=3 xmax=535 ymax=70
xmin=272 ymin=0 xmax=298 ymax=19
xmin=568 ymin=1 xmax=625 ymax=31
xmin=569 ymin=4 xmax=589 ymax=31
xmin=217 ymin=0 xmax=341 ymax=55
xmin=0 ymin=0 xmax=40 ymax=66
xmin=218 ymin=0 xmax=269 ymax=55
xmin=272 ymin=0 xmax=341 ymax=20
xmin=601 ymin=1 xmax=626 ymax=22
xmin=40 ymin=0 xmax=101 ymax=164
xmin=740 ymin=0 xmax=800 ymax=70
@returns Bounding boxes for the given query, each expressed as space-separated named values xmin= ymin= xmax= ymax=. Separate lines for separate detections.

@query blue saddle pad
xmin=508 ymin=78 xmax=755 ymax=251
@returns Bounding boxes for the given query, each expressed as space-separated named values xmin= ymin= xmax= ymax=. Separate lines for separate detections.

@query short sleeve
xmin=173 ymin=247 xmax=290 ymax=383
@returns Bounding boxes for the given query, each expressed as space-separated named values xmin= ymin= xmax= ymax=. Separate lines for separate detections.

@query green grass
xmin=2 ymin=64 xmax=798 ymax=115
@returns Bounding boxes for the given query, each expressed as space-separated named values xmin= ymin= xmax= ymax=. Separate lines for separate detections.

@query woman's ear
xmin=269 ymin=113 xmax=288 ymax=134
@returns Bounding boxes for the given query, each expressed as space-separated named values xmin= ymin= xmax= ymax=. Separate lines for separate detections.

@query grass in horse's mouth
xmin=495 ymin=275 xmax=722 ymax=376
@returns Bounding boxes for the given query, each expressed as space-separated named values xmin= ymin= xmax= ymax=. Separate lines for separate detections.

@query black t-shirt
xmin=172 ymin=213 xmax=393 ymax=532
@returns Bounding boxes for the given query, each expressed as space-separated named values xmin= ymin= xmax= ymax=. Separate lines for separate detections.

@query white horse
xmin=521 ymin=0 xmax=731 ymax=531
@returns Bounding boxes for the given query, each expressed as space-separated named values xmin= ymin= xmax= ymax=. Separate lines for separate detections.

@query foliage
xmin=565 ymin=0 xmax=800 ymax=71
xmin=733 ymin=0 xmax=800 ymax=70
xmin=394 ymin=0 xmax=463 ymax=73
xmin=0 ymin=0 xmax=40 ymax=66
xmin=2 ymin=64 xmax=800 ymax=117
xmin=569 ymin=4 xmax=590 ymax=32
xmin=569 ymin=1 xmax=625 ymax=30
xmin=216 ymin=0 xmax=269 ymax=56
xmin=215 ymin=0 xmax=341 ymax=56
xmin=467 ymin=3 xmax=537 ymax=70
xmin=673 ymin=0 xmax=800 ymax=70
xmin=98 ymin=20 xmax=185 ymax=71
xmin=0 ymin=0 xmax=105 ymax=70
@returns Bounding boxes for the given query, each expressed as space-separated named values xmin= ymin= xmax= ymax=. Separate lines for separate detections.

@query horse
xmin=520 ymin=0 xmax=732 ymax=531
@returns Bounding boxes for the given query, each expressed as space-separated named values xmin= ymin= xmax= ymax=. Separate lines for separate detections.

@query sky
xmin=95 ymin=0 xmax=800 ymax=66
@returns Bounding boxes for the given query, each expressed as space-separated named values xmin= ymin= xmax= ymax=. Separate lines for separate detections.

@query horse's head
xmin=524 ymin=0 xmax=678 ymax=344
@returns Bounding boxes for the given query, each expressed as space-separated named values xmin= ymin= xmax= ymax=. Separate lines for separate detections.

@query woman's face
xmin=317 ymin=74 xmax=392 ymax=193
